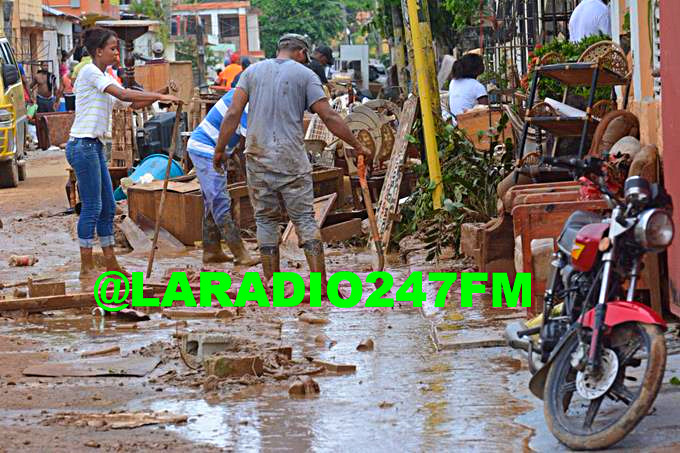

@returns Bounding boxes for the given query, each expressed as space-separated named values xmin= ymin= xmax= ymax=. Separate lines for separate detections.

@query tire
xmin=0 ymin=159 xmax=19 ymax=188
xmin=544 ymin=323 xmax=666 ymax=450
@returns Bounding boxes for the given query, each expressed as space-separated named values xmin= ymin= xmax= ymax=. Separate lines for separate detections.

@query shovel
xmin=357 ymin=154 xmax=385 ymax=272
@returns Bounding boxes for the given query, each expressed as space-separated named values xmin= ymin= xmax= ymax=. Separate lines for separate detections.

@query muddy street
xmin=1 ymin=152 xmax=679 ymax=452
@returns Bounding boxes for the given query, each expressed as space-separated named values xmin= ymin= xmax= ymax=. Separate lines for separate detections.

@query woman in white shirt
xmin=448 ymin=54 xmax=488 ymax=122
xmin=67 ymin=27 xmax=180 ymax=278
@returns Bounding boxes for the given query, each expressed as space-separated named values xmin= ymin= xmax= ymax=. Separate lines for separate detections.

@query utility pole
xmin=404 ymin=0 xmax=443 ymax=209
xmin=194 ymin=13 xmax=205 ymax=90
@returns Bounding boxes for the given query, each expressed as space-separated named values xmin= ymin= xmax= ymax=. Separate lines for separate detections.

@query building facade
xmin=45 ymin=0 xmax=120 ymax=19
xmin=171 ymin=1 xmax=263 ymax=58
xmin=659 ymin=0 xmax=680 ymax=317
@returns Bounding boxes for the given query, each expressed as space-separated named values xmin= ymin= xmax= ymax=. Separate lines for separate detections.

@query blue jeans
xmin=188 ymin=149 xmax=232 ymax=226
xmin=65 ymin=137 xmax=116 ymax=248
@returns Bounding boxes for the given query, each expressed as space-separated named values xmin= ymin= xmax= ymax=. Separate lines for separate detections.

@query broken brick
xmin=312 ymin=360 xmax=356 ymax=373
xmin=288 ymin=376 xmax=320 ymax=397
xmin=204 ymin=355 xmax=264 ymax=378
xmin=357 ymin=339 xmax=374 ymax=351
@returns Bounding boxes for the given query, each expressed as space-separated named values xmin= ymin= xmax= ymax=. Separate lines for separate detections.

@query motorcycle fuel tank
xmin=571 ymin=223 xmax=609 ymax=272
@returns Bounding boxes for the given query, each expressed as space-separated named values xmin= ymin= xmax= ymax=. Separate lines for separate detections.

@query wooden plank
xmin=374 ymin=97 xmax=418 ymax=251
xmin=119 ymin=216 xmax=152 ymax=252
xmin=23 ymin=356 xmax=161 ymax=377
xmin=169 ymin=61 xmax=194 ymax=106
xmin=282 ymin=194 xmax=337 ymax=246
xmin=27 ymin=279 xmax=66 ymax=298
xmin=320 ymin=218 xmax=362 ymax=242
xmin=135 ymin=63 xmax=170 ymax=93
xmin=0 ymin=287 xmax=154 ymax=313
xmin=135 ymin=213 xmax=187 ymax=252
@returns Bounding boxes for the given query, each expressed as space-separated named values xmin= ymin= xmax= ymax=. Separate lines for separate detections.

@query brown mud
xmin=0 ymin=151 xmax=540 ymax=451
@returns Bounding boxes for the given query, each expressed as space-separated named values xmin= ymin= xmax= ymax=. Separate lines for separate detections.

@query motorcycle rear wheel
xmin=543 ymin=322 xmax=666 ymax=450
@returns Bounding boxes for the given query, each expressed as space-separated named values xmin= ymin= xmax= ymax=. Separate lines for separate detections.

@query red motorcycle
xmin=511 ymin=156 xmax=673 ymax=450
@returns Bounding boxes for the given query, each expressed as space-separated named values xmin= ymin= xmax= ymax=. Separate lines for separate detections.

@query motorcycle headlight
xmin=635 ymin=209 xmax=674 ymax=251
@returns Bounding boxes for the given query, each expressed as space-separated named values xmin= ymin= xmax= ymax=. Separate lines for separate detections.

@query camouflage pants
xmin=246 ymin=166 xmax=320 ymax=249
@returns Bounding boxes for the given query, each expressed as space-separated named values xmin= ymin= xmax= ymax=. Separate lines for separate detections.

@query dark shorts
xmin=36 ymin=95 xmax=55 ymax=113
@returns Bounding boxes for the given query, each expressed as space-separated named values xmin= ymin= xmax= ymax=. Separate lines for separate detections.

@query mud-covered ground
xmin=0 ymin=151 xmax=679 ymax=452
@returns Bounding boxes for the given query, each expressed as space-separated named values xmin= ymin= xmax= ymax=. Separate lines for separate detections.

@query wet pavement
xmin=0 ymin=152 xmax=679 ymax=451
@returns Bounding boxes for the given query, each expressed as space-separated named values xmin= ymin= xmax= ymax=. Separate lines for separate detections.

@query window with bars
xmin=219 ymin=16 xmax=240 ymax=39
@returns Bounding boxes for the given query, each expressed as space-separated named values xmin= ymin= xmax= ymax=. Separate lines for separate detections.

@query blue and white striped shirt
xmin=187 ymin=90 xmax=247 ymax=158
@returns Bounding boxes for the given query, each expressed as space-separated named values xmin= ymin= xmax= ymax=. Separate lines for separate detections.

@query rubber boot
xmin=303 ymin=239 xmax=349 ymax=299
xmin=302 ymin=239 xmax=334 ymax=298
xmin=102 ymin=246 xmax=131 ymax=277
xmin=219 ymin=214 xmax=260 ymax=266
xmin=260 ymin=245 xmax=280 ymax=284
xmin=79 ymin=247 xmax=96 ymax=279
xmin=302 ymin=239 xmax=327 ymax=283
xmin=202 ymin=211 xmax=232 ymax=264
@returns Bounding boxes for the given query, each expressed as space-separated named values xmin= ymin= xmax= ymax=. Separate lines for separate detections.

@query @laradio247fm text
xmin=93 ymin=271 xmax=532 ymax=312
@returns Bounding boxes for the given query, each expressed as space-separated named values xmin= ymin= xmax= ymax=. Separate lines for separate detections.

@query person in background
xmin=62 ymin=66 xmax=73 ymax=96
xmin=187 ymin=88 xmax=259 ymax=266
xmin=72 ymin=48 xmax=92 ymax=82
xmin=230 ymin=57 xmax=251 ymax=88
xmin=308 ymin=45 xmax=334 ymax=85
xmin=135 ymin=42 xmax=167 ymax=65
xmin=18 ymin=63 xmax=32 ymax=104
xmin=106 ymin=53 xmax=123 ymax=85
xmin=67 ymin=27 xmax=180 ymax=279
xmin=214 ymin=67 xmax=223 ymax=83
xmin=60 ymin=49 xmax=75 ymax=78
xmin=448 ymin=53 xmax=488 ymax=122
xmin=568 ymin=0 xmax=610 ymax=43
xmin=31 ymin=61 xmax=61 ymax=113
xmin=218 ymin=53 xmax=242 ymax=88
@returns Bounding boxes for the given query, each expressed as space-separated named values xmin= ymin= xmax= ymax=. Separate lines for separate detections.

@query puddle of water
xmin=127 ymin=308 xmax=533 ymax=451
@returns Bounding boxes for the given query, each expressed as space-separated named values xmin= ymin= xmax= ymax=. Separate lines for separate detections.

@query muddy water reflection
xmin=142 ymin=308 xmax=531 ymax=451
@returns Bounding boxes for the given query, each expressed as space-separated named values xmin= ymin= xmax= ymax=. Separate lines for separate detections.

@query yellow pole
xmin=405 ymin=0 xmax=442 ymax=209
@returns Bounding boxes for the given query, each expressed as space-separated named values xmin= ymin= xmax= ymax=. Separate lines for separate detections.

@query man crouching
xmin=213 ymin=33 xmax=369 ymax=292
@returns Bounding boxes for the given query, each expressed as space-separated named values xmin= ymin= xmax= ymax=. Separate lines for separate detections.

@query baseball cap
xmin=278 ymin=33 xmax=311 ymax=63
xmin=316 ymin=45 xmax=334 ymax=65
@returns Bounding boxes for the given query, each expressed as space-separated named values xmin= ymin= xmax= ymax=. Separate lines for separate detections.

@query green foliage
xmin=441 ymin=0 xmax=486 ymax=31
xmin=129 ymin=0 xmax=170 ymax=46
xmin=398 ymin=114 xmax=514 ymax=261
xmin=252 ymin=0 xmax=347 ymax=57
xmin=176 ymin=39 xmax=219 ymax=70
xmin=523 ymin=33 xmax=611 ymax=100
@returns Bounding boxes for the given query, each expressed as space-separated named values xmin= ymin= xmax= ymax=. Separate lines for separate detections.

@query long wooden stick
xmin=357 ymin=155 xmax=385 ymax=271
xmin=146 ymin=104 xmax=183 ymax=278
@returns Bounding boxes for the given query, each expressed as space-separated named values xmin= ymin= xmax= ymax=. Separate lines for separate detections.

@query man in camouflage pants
xmin=213 ymin=33 xmax=369 ymax=290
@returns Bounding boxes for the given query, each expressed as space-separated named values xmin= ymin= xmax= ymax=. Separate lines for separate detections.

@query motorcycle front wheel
xmin=543 ymin=322 xmax=666 ymax=450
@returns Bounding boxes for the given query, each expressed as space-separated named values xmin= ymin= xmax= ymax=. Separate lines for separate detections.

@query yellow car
xmin=0 ymin=35 xmax=27 ymax=188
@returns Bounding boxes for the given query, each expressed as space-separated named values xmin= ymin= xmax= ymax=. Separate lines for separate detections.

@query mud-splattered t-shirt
xmin=236 ymin=58 xmax=327 ymax=175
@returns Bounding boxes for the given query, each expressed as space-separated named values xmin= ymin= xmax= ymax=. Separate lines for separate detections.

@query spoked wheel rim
xmin=545 ymin=323 xmax=666 ymax=449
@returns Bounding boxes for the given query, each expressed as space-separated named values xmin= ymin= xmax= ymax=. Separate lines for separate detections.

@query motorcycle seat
xmin=557 ymin=210 xmax=604 ymax=255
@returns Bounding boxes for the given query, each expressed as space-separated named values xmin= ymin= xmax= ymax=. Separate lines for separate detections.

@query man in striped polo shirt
xmin=187 ymin=90 xmax=259 ymax=265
